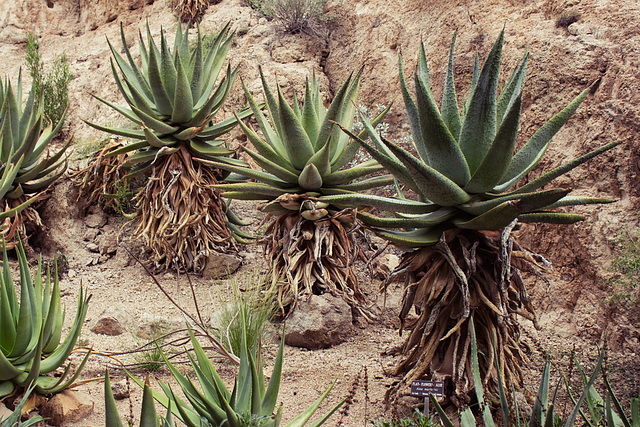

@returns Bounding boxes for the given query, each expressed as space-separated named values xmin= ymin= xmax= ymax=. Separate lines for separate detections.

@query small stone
xmin=202 ymin=253 xmax=242 ymax=279
xmin=40 ymin=390 xmax=94 ymax=426
xmin=86 ymin=242 xmax=99 ymax=253
xmin=85 ymin=213 xmax=107 ymax=229
xmin=68 ymin=269 xmax=77 ymax=278
xmin=374 ymin=253 xmax=400 ymax=279
xmin=82 ymin=228 xmax=99 ymax=241
xmin=90 ymin=307 xmax=130 ymax=336
xmin=0 ymin=404 xmax=12 ymax=420
xmin=110 ymin=379 xmax=130 ymax=400
xmin=134 ymin=313 xmax=185 ymax=340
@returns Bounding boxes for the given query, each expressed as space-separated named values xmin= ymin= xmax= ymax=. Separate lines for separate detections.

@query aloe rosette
xmin=211 ymin=69 xmax=391 ymax=316
xmin=124 ymin=320 xmax=343 ymax=426
xmin=0 ymin=73 xmax=69 ymax=247
xmin=336 ymin=33 xmax=620 ymax=402
xmin=0 ymin=240 xmax=90 ymax=398
xmin=84 ymin=23 xmax=251 ymax=272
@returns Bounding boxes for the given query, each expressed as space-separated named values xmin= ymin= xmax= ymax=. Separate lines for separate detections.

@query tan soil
xmin=1 ymin=0 xmax=639 ymax=424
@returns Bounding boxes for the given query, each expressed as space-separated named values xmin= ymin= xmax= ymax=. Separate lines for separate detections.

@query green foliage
xmin=0 ymin=70 xmax=70 ymax=242
xmin=105 ymin=370 xmax=175 ymax=427
xmin=340 ymin=31 xmax=620 ymax=247
xmin=370 ymin=410 xmax=438 ymax=427
xmin=429 ymin=319 xmax=640 ymax=427
xmin=25 ymin=33 xmax=71 ymax=127
xmin=215 ymin=69 xmax=392 ymax=215
xmin=132 ymin=333 xmax=167 ymax=373
xmin=0 ymin=383 xmax=45 ymax=426
xmin=0 ymin=239 xmax=90 ymax=398
xmin=129 ymin=316 xmax=344 ymax=426
xmin=211 ymin=279 xmax=274 ymax=358
xmin=85 ymin=22 xmax=247 ymax=178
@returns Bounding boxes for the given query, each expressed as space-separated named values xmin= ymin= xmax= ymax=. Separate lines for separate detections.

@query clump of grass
xmin=132 ymin=330 xmax=168 ymax=372
xmin=25 ymin=33 xmax=71 ymax=127
xmin=211 ymin=277 xmax=274 ymax=357
xmin=265 ymin=0 xmax=332 ymax=35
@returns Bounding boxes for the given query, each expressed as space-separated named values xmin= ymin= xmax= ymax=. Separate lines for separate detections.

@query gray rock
xmin=90 ymin=307 xmax=130 ymax=336
xmin=202 ymin=253 xmax=242 ymax=279
xmin=86 ymin=242 xmax=99 ymax=253
xmin=110 ymin=379 xmax=130 ymax=400
xmin=285 ymin=294 xmax=354 ymax=349
xmin=374 ymin=253 xmax=400 ymax=280
xmin=39 ymin=390 xmax=94 ymax=426
xmin=97 ymin=234 xmax=118 ymax=255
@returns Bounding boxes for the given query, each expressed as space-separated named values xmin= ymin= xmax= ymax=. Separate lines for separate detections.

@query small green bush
xmin=211 ymin=278 xmax=274 ymax=357
xmin=25 ymin=33 xmax=71 ymax=127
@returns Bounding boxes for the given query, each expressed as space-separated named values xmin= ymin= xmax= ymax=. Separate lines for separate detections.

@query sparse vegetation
xmin=168 ymin=0 xmax=210 ymax=25
xmin=211 ymin=277 xmax=274 ymax=357
xmin=25 ymin=33 xmax=71 ymax=127
xmin=370 ymin=410 xmax=438 ymax=427
xmin=265 ymin=0 xmax=332 ymax=35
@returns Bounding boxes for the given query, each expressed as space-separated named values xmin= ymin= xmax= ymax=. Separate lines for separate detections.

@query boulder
xmin=90 ymin=306 xmax=130 ymax=336
xmin=202 ymin=253 xmax=242 ymax=279
xmin=285 ymin=294 xmax=353 ymax=349
xmin=39 ymin=390 xmax=94 ymax=426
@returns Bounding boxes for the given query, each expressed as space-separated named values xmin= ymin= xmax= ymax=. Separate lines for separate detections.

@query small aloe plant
xmin=105 ymin=370 xmax=175 ymax=427
xmin=0 ymin=383 xmax=45 ymax=427
xmin=0 ymin=239 xmax=90 ymax=398
xmin=0 ymin=72 xmax=70 ymax=247
xmin=127 ymin=312 xmax=344 ymax=426
xmin=430 ymin=319 xmax=639 ymax=427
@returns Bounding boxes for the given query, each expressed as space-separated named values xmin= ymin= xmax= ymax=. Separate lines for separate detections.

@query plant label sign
xmin=410 ymin=380 xmax=444 ymax=398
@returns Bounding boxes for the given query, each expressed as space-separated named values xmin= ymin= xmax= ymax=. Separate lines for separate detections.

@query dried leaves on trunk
xmin=385 ymin=226 xmax=547 ymax=406
xmin=134 ymin=146 xmax=233 ymax=272
xmin=261 ymin=209 xmax=369 ymax=319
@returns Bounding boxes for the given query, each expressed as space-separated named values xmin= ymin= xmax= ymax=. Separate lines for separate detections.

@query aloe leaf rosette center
xmin=344 ymin=32 xmax=620 ymax=403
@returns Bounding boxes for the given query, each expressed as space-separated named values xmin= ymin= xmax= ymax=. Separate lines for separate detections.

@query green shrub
xmin=211 ymin=278 xmax=274 ymax=358
xmin=25 ymin=33 xmax=71 ymax=127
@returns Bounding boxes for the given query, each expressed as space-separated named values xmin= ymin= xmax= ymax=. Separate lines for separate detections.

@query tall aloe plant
xmin=211 ymin=69 xmax=391 ymax=317
xmin=0 ymin=73 xmax=69 ymax=248
xmin=0 ymin=239 xmax=90 ymax=398
xmin=334 ymin=32 xmax=620 ymax=402
xmin=83 ymin=23 xmax=251 ymax=272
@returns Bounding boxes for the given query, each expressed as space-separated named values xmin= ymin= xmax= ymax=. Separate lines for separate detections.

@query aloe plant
xmin=0 ymin=383 xmax=45 ymax=426
xmin=0 ymin=239 xmax=90 ymax=398
xmin=105 ymin=370 xmax=175 ymax=427
xmin=212 ymin=69 xmax=391 ymax=316
xmin=84 ymin=23 xmax=252 ymax=272
xmin=127 ymin=315 xmax=344 ymax=426
xmin=0 ymin=73 xmax=69 ymax=248
xmin=335 ymin=32 xmax=620 ymax=402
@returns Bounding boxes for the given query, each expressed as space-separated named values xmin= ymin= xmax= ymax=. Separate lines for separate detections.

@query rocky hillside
xmin=0 ymin=0 xmax=639 ymax=423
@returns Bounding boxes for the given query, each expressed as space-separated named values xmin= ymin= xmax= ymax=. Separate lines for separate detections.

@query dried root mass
xmin=134 ymin=146 xmax=233 ymax=272
xmin=262 ymin=208 xmax=368 ymax=318
xmin=386 ymin=227 xmax=545 ymax=407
